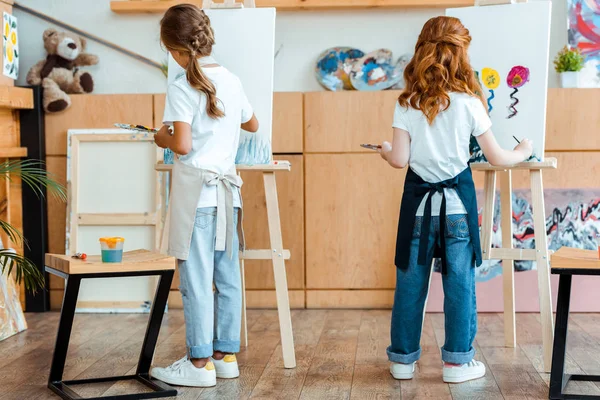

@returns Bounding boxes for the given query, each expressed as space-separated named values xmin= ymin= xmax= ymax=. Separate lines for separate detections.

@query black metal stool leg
xmin=550 ymin=274 xmax=572 ymax=400
xmin=137 ymin=270 xmax=174 ymax=375
xmin=48 ymin=275 xmax=81 ymax=392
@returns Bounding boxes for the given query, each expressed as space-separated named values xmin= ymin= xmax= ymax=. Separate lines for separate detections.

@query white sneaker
xmin=443 ymin=360 xmax=486 ymax=383
xmin=150 ymin=356 xmax=217 ymax=387
xmin=210 ymin=354 xmax=240 ymax=379
xmin=390 ymin=361 xmax=415 ymax=380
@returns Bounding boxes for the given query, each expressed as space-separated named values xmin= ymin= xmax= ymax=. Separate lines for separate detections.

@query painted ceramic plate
xmin=391 ymin=53 xmax=412 ymax=90
xmin=315 ymin=47 xmax=365 ymax=91
xmin=350 ymin=49 xmax=402 ymax=91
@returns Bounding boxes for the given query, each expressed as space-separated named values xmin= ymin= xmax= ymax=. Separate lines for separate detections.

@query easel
xmin=471 ymin=0 xmax=554 ymax=373
xmin=472 ymin=158 xmax=556 ymax=372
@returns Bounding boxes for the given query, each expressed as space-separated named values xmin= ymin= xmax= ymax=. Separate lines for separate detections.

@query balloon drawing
xmin=481 ymin=67 xmax=500 ymax=113
xmin=506 ymin=65 xmax=530 ymax=119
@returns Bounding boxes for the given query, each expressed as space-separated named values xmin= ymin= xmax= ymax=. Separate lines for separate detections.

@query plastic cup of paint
xmin=99 ymin=237 xmax=125 ymax=263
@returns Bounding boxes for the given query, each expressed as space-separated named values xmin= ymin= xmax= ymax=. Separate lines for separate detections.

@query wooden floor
xmin=3 ymin=310 xmax=600 ymax=400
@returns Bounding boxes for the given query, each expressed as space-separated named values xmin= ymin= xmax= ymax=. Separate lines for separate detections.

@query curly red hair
xmin=399 ymin=16 xmax=486 ymax=124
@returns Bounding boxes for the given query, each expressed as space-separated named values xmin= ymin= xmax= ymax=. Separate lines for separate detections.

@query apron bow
xmin=415 ymin=178 xmax=459 ymax=274
xmin=205 ymin=171 xmax=242 ymax=259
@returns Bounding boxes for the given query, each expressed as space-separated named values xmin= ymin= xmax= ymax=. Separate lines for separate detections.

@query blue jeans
xmin=178 ymin=207 xmax=241 ymax=359
xmin=387 ymin=214 xmax=477 ymax=365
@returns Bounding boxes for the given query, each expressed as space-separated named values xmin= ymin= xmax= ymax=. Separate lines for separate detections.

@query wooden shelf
xmin=0 ymin=147 xmax=27 ymax=158
xmin=0 ymin=86 xmax=34 ymax=109
xmin=110 ymin=0 xmax=473 ymax=12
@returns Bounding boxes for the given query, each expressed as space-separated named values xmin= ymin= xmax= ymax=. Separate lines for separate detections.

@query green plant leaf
xmin=0 ymin=220 xmax=26 ymax=248
xmin=0 ymin=159 xmax=67 ymax=202
xmin=0 ymin=249 xmax=44 ymax=293
xmin=554 ymin=46 xmax=585 ymax=73
xmin=14 ymin=49 xmax=17 ymax=58
xmin=11 ymin=21 xmax=16 ymax=29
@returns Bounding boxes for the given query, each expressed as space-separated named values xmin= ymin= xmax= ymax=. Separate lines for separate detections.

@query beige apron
xmin=161 ymin=158 xmax=245 ymax=260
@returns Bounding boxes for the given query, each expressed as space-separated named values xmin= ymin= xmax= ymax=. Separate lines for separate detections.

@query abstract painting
xmin=568 ymin=0 xmax=600 ymax=85
xmin=2 ymin=12 xmax=18 ymax=79
xmin=433 ymin=189 xmax=600 ymax=282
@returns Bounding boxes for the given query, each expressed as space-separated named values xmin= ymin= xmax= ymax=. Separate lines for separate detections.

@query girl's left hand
xmin=154 ymin=125 xmax=172 ymax=149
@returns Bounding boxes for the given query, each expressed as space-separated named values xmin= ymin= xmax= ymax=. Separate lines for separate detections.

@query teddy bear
xmin=26 ymin=29 xmax=99 ymax=113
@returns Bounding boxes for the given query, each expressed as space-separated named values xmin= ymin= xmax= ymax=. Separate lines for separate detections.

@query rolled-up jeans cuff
xmin=188 ymin=344 xmax=213 ymax=359
xmin=386 ymin=346 xmax=421 ymax=364
xmin=441 ymin=346 xmax=475 ymax=364
xmin=214 ymin=339 xmax=240 ymax=354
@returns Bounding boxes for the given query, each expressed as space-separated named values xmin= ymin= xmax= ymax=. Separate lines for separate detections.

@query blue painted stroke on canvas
xmin=236 ymin=133 xmax=271 ymax=165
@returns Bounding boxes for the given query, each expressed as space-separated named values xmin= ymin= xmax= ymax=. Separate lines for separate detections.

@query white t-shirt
xmin=392 ymin=92 xmax=492 ymax=216
xmin=163 ymin=65 xmax=253 ymax=208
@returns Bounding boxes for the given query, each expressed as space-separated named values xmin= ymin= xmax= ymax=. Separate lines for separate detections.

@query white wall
xmin=15 ymin=0 xmax=566 ymax=93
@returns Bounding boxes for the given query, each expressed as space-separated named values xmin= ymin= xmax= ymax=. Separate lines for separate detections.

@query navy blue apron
xmin=394 ymin=166 xmax=482 ymax=274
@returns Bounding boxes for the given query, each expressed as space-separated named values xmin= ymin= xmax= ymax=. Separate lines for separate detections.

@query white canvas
xmin=167 ymin=8 xmax=276 ymax=165
xmin=66 ymin=129 xmax=161 ymax=313
xmin=447 ymin=2 xmax=552 ymax=161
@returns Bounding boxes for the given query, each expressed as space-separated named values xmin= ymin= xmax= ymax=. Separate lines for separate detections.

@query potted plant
xmin=554 ymin=46 xmax=584 ymax=88
xmin=0 ymin=159 xmax=65 ymax=293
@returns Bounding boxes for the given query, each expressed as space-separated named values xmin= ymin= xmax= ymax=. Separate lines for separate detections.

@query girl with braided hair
xmin=152 ymin=3 xmax=258 ymax=388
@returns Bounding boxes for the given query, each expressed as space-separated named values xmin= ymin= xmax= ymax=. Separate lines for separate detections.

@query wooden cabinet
xmin=304 ymin=91 xmax=400 ymax=153
xmin=305 ymin=153 xmax=406 ymax=290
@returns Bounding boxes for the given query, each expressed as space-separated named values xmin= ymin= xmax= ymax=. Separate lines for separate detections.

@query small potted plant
xmin=554 ymin=46 xmax=584 ymax=88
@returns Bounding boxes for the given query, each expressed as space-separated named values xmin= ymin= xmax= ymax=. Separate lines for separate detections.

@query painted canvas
xmin=447 ymin=2 xmax=552 ymax=162
xmin=432 ymin=189 xmax=600 ymax=282
xmin=568 ymin=0 xmax=600 ymax=87
xmin=167 ymin=8 xmax=275 ymax=165
xmin=2 ymin=12 xmax=18 ymax=79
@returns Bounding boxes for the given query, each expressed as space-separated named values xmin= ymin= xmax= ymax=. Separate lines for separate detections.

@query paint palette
xmin=114 ymin=123 xmax=157 ymax=133
xmin=391 ymin=53 xmax=412 ymax=90
xmin=349 ymin=49 xmax=403 ymax=91
xmin=315 ymin=47 xmax=365 ymax=91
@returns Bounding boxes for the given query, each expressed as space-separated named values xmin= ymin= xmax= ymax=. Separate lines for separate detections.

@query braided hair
xmin=161 ymin=4 xmax=224 ymax=119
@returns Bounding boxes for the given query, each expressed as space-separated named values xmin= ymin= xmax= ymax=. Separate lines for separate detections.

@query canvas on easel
xmin=447 ymin=1 xmax=552 ymax=162
xmin=446 ymin=0 xmax=555 ymax=373
xmin=166 ymin=7 xmax=276 ymax=165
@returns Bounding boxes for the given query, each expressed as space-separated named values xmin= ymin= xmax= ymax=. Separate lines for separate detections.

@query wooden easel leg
xmin=481 ymin=171 xmax=497 ymax=260
xmin=263 ymin=171 xmax=296 ymax=369
xmin=499 ymin=170 xmax=516 ymax=348
xmin=530 ymin=169 xmax=554 ymax=372
xmin=240 ymin=259 xmax=248 ymax=348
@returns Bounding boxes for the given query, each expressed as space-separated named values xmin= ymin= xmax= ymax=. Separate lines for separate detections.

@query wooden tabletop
xmin=45 ymin=249 xmax=176 ymax=275
xmin=551 ymin=247 xmax=600 ymax=271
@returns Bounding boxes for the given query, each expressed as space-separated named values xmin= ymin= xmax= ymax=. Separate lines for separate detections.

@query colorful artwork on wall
xmin=568 ymin=0 xmax=600 ymax=86
xmin=0 ymin=247 xmax=27 ymax=341
xmin=2 ymin=12 xmax=18 ymax=79
xmin=349 ymin=49 xmax=402 ymax=91
xmin=433 ymin=189 xmax=600 ymax=282
xmin=315 ymin=47 xmax=365 ymax=91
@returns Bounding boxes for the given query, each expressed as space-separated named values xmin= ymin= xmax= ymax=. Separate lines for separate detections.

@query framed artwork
xmin=2 ymin=12 xmax=18 ymax=79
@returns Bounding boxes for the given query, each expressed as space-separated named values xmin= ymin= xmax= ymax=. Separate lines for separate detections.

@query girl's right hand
xmin=514 ymin=138 xmax=533 ymax=160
